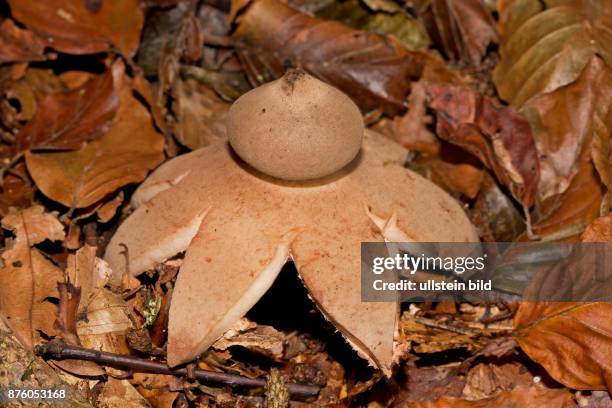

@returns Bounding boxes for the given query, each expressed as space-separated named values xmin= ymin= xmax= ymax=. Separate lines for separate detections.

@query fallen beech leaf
xmin=0 ymin=18 xmax=48 ymax=63
xmin=521 ymin=57 xmax=612 ymax=200
xmin=307 ymin=0 xmax=430 ymax=51
xmin=14 ymin=69 xmax=119 ymax=153
xmin=404 ymin=383 xmax=574 ymax=408
xmin=526 ymin=140 xmax=604 ymax=241
xmin=469 ymin=173 xmax=526 ymax=242
xmin=425 ymin=84 xmax=540 ymax=207
xmin=371 ymin=81 xmax=439 ymax=155
xmin=581 ymin=215 xmax=612 ymax=242
xmin=66 ymin=245 xmax=112 ymax=314
xmin=25 ymin=62 xmax=165 ymax=208
xmin=232 ymin=0 xmax=431 ymax=115
xmin=419 ymin=0 xmax=497 ymax=65
xmin=171 ymin=78 xmax=229 ymax=150
xmin=98 ymin=377 xmax=150 ymax=408
xmin=395 ymin=365 xmax=465 ymax=404
xmin=462 ymin=363 xmax=533 ymax=400
xmin=0 ymin=205 xmax=65 ymax=349
xmin=212 ymin=318 xmax=285 ymax=358
xmin=8 ymin=0 xmax=144 ymax=57
xmin=514 ymin=302 xmax=612 ymax=390
xmin=428 ymin=160 xmax=483 ymax=199
xmin=97 ymin=192 xmax=124 ymax=223
xmin=0 ymin=163 xmax=35 ymax=217
xmin=0 ymin=68 xmax=66 ymax=127
xmin=494 ymin=0 xmax=612 ymax=107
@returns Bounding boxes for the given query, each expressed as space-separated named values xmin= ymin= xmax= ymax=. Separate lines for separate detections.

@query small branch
xmin=35 ymin=341 xmax=319 ymax=399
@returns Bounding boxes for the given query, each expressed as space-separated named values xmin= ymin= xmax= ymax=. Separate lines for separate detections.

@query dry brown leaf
xmin=425 ymin=84 xmax=540 ymax=207
xmin=232 ymin=0 xmax=432 ymax=116
xmin=8 ymin=0 xmax=144 ymax=57
xmin=581 ymin=215 xmax=612 ymax=242
xmin=171 ymin=78 xmax=229 ymax=150
xmin=0 ymin=205 xmax=65 ymax=349
xmin=98 ymin=377 xmax=151 ymax=408
xmin=97 ymin=191 xmax=124 ymax=223
xmin=0 ymin=18 xmax=48 ymax=63
xmin=428 ymin=160 xmax=483 ymax=199
xmin=404 ymin=383 xmax=574 ymax=408
xmin=371 ymin=81 xmax=439 ymax=155
xmin=395 ymin=365 xmax=465 ymax=404
xmin=462 ymin=362 xmax=533 ymax=400
xmin=521 ymin=57 xmax=612 ymax=201
xmin=527 ymin=139 xmax=604 ymax=241
xmin=14 ymin=69 xmax=119 ymax=153
xmin=25 ymin=61 xmax=165 ymax=208
xmin=514 ymin=302 xmax=612 ymax=390
xmin=469 ymin=173 xmax=526 ymax=242
xmin=494 ymin=0 xmax=612 ymax=107
xmin=212 ymin=318 xmax=285 ymax=358
xmin=66 ymin=245 xmax=111 ymax=314
xmin=419 ymin=0 xmax=497 ymax=65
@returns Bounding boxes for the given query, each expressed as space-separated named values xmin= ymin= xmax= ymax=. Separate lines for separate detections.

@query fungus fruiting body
xmin=105 ymin=71 xmax=479 ymax=375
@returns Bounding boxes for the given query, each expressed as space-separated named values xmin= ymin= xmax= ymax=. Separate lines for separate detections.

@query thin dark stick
xmin=34 ymin=341 xmax=319 ymax=399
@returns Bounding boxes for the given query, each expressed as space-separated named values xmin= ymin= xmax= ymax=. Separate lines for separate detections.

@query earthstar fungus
xmin=105 ymin=71 xmax=478 ymax=375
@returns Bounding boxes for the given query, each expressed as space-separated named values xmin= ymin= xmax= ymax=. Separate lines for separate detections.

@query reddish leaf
xmin=425 ymin=84 xmax=540 ymax=207
xmin=514 ymin=302 xmax=612 ymax=391
xmin=521 ymin=57 xmax=612 ymax=201
xmin=8 ymin=0 xmax=144 ymax=57
xmin=0 ymin=18 xmax=48 ymax=63
xmin=14 ymin=69 xmax=119 ymax=153
xmin=232 ymin=0 xmax=434 ymax=116
xmin=419 ymin=0 xmax=497 ymax=65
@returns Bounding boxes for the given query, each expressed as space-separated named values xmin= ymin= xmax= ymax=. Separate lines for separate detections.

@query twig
xmin=34 ymin=341 xmax=319 ymax=399
xmin=411 ymin=316 xmax=474 ymax=336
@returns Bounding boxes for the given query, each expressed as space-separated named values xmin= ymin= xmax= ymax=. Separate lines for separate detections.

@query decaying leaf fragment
xmin=0 ymin=18 xmax=48 ymax=63
xmin=25 ymin=62 xmax=165 ymax=208
xmin=419 ymin=0 xmax=497 ymax=65
xmin=424 ymin=84 xmax=540 ymax=207
xmin=0 ymin=205 xmax=65 ymax=349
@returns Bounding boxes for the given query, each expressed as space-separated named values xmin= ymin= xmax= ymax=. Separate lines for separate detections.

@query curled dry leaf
xmin=14 ymin=68 xmax=119 ymax=153
xmin=0 ymin=18 xmax=48 ymax=63
xmin=171 ymin=78 xmax=229 ymax=150
xmin=526 ymin=136 xmax=605 ymax=241
xmin=514 ymin=302 xmax=612 ymax=390
xmin=494 ymin=0 xmax=612 ymax=107
xmin=0 ymin=205 xmax=64 ymax=349
xmin=7 ymin=0 xmax=144 ymax=57
xmin=424 ymin=84 xmax=540 ymax=207
xmin=405 ymin=383 xmax=574 ymax=408
xmin=232 ymin=0 xmax=430 ymax=116
xmin=419 ymin=0 xmax=497 ymax=65
xmin=25 ymin=62 xmax=165 ymax=208
xmin=521 ymin=57 xmax=612 ymax=201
